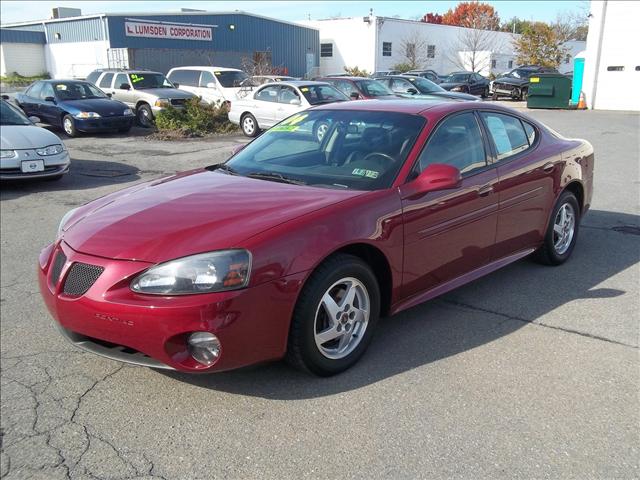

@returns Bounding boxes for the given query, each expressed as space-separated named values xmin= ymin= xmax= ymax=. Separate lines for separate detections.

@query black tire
xmin=136 ymin=104 xmax=154 ymax=128
xmin=521 ymin=88 xmax=528 ymax=101
xmin=286 ymin=254 xmax=380 ymax=376
xmin=533 ymin=191 xmax=580 ymax=266
xmin=62 ymin=114 xmax=78 ymax=137
xmin=481 ymin=86 xmax=489 ymax=99
xmin=492 ymin=92 xmax=499 ymax=101
xmin=241 ymin=113 xmax=259 ymax=137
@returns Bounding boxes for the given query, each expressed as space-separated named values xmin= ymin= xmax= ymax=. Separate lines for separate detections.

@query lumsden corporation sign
xmin=124 ymin=21 xmax=213 ymax=41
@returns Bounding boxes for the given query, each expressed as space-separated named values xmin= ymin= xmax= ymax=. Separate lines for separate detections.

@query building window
xmin=606 ymin=66 xmax=624 ymax=71
xmin=54 ymin=33 xmax=61 ymax=40
xmin=508 ymin=60 xmax=513 ymax=68
xmin=320 ymin=43 xmax=333 ymax=57
xmin=382 ymin=42 xmax=392 ymax=56
xmin=491 ymin=59 xmax=497 ymax=68
xmin=427 ymin=45 xmax=435 ymax=59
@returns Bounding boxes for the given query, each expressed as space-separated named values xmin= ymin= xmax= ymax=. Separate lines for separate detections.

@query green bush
xmin=392 ymin=63 xmax=415 ymax=73
xmin=155 ymin=98 xmax=238 ymax=137
xmin=0 ymin=72 xmax=50 ymax=85
xmin=343 ymin=66 xmax=370 ymax=77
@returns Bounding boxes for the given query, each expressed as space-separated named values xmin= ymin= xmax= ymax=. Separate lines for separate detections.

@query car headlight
xmin=0 ymin=149 xmax=17 ymax=159
xmin=451 ymin=86 xmax=463 ymax=92
xmin=131 ymin=250 xmax=252 ymax=295
xmin=57 ymin=207 xmax=79 ymax=239
xmin=36 ymin=144 xmax=65 ymax=156
xmin=123 ymin=108 xmax=134 ymax=116
xmin=154 ymin=98 xmax=171 ymax=108
xmin=74 ymin=112 xmax=101 ymax=118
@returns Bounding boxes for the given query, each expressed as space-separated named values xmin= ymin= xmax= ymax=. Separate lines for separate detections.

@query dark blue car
xmin=16 ymin=80 xmax=135 ymax=137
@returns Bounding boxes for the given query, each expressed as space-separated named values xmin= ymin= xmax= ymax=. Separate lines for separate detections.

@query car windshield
xmin=215 ymin=71 xmax=249 ymax=87
xmin=53 ymin=82 xmax=107 ymax=100
xmin=299 ymin=85 xmax=349 ymax=105
xmin=444 ymin=74 xmax=470 ymax=83
xmin=410 ymin=77 xmax=444 ymax=93
xmin=355 ymin=80 xmax=394 ymax=97
xmin=0 ymin=101 xmax=31 ymax=126
xmin=222 ymin=110 xmax=425 ymax=191
xmin=129 ymin=73 xmax=174 ymax=89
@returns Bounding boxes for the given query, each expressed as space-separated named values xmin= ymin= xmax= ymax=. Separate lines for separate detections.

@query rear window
xmin=214 ymin=71 xmax=249 ymax=88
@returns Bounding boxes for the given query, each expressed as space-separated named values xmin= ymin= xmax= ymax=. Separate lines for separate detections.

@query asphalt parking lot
xmin=1 ymin=108 xmax=638 ymax=479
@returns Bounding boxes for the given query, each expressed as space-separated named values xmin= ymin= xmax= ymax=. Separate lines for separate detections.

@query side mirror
xmin=350 ymin=92 xmax=360 ymax=99
xmin=206 ymin=82 xmax=217 ymax=89
xmin=44 ymin=96 xmax=56 ymax=103
xmin=172 ymin=82 xmax=180 ymax=88
xmin=28 ymin=116 xmax=41 ymax=124
xmin=1 ymin=94 xmax=9 ymax=100
xmin=119 ymin=83 xmax=130 ymax=90
xmin=106 ymin=93 xmax=112 ymax=98
xmin=402 ymin=163 xmax=461 ymax=198
xmin=289 ymin=98 xmax=301 ymax=105
xmin=407 ymin=88 xmax=418 ymax=95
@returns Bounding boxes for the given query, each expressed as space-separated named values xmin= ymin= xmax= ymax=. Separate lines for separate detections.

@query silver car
xmin=1 ymin=100 xmax=70 ymax=180
xmin=87 ymin=69 xmax=196 ymax=127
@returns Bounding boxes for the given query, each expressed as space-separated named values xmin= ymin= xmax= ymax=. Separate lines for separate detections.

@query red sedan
xmin=39 ymin=99 xmax=594 ymax=376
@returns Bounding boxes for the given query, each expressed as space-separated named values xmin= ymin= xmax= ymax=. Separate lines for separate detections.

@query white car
xmin=0 ymin=99 xmax=70 ymax=180
xmin=251 ymin=75 xmax=297 ymax=85
xmin=167 ymin=66 xmax=250 ymax=106
xmin=228 ymin=81 xmax=349 ymax=137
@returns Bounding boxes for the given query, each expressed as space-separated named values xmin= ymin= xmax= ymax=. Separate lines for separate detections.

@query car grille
xmin=171 ymin=98 xmax=187 ymax=106
xmin=494 ymin=82 xmax=516 ymax=91
xmin=51 ymin=251 xmax=67 ymax=284
xmin=0 ymin=165 xmax=64 ymax=176
xmin=62 ymin=262 xmax=104 ymax=296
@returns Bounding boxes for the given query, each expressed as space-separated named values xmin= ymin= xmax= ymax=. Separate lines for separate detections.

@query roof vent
xmin=52 ymin=7 xmax=82 ymax=19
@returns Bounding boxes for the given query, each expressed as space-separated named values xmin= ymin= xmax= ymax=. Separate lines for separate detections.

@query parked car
xmin=167 ymin=66 xmax=249 ymax=106
xmin=15 ymin=80 xmax=135 ymax=137
xmin=41 ymin=99 xmax=594 ymax=376
xmin=251 ymin=75 xmax=297 ymax=85
xmin=491 ymin=66 xmax=558 ymax=100
xmin=439 ymin=71 xmax=491 ymax=97
xmin=228 ymin=81 xmax=349 ymax=137
xmin=87 ymin=69 xmax=196 ymax=127
xmin=371 ymin=70 xmax=400 ymax=77
xmin=374 ymin=75 xmax=480 ymax=101
xmin=318 ymin=77 xmax=397 ymax=99
xmin=1 ymin=99 xmax=70 ymax=180
xmin=405 ymin=69 xmax=442 ymax=83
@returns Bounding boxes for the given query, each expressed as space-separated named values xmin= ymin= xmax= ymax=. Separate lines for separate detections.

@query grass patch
xmin=154 ymin=98 xmax=238 ymax=138
xmin=0 ymin=72 xmax=50 ymax=86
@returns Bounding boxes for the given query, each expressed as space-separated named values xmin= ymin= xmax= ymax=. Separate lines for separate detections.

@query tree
xmin=421 ymin=13 xmax=443 ymax=24
xmin=514 ymin=22 xmax=568 ymax=68
xmin=397 ymin=30 xmax=431 ymax=70
xmin=447 ymin=27 xmax=506 ymax=73
xmin=442 ymin=1 xmax=500 ymax=30
xmin=392 ymin=62 xmax=415 ymax=73
xmin=500 ymin=16 xmax=534 ymax=34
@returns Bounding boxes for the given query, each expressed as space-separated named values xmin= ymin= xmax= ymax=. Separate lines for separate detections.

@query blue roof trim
xmin=0 ymin=28 xmax=46 ymax=44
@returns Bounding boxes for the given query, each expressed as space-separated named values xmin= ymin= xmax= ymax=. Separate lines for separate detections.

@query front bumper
xmin=75 ymin=116 xmax=134 ymax=132
xmin=0 ymin=150 xmax=70 ymax=180
xmin=38 ymin=241 xmax=305 ymax=372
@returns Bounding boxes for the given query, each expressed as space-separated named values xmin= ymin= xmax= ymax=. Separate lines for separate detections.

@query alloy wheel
xmin=242 ymin=116 xmax=255 ymax=135
xmin=63 ymin=118 xmax=74 ymax=135
xmin=553 ymin=203 xmax=576 ymax=254
xmin=314 ymin=277 xmax=370 ymax=360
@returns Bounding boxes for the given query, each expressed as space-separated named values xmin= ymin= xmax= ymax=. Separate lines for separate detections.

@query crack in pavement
xmin=440 ymin=298 xmax=638 ymax=349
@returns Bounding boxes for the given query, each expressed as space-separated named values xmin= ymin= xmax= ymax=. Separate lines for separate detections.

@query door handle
xmin=542 ymin=162 xmax=555 ymax=173
xmin=478 ymin=184 xmax=493 ymax=196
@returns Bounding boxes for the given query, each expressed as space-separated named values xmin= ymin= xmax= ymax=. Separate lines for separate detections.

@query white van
xmin=166 ymin=67 xmax=249 ymax=105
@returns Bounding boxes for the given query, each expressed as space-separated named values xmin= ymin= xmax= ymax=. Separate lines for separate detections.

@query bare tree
xmin=398 ymin=30 xmax=431 ymax=70
xmin=446 ymin=25 xmax=510 ymax=74
xmin=241 ymin=52 xmax=276 ymax=77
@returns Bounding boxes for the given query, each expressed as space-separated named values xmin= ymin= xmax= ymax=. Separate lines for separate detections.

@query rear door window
xmin=26 ymin=82 xmax=43 ymax=99
xmin=168 ymin=69 xmax=200 ymax=87
xmin=255 ymin=85 xmax=280 ymax=102
xmin=199 ymin=71 xmax=216 ymax=87
xmin=480 ymin=112 xmax=531 ymax=160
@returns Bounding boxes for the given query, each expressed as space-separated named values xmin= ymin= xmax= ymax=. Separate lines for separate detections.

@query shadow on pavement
xmin=161 ymin=209 xmax=639 ymax=399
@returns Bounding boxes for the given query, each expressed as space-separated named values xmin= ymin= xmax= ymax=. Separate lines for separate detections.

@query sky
xmin=0 ymin=1 xmax=589 ymax=25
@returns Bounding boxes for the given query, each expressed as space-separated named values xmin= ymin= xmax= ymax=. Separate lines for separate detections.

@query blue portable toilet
xmin=570 ymin=51 xmax=586 ymax=106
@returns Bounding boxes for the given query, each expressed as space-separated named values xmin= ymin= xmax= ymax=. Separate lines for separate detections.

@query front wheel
xmin=62 ymin=115 xmax=78 ymax=137
xmin=241 ymin=113 xmax=259 ymax=137
xmin=481 ymin=86 xmax=489 ymax=99
xmin=286 ymin=254 xmax=380 ymax=376
xmin=521 ymin=88 xmax=528 ymax=101
xmin=533 ymin=191 xmax=580 ymax=265
xmin=136 ymin=104 xmax=154 ymax=128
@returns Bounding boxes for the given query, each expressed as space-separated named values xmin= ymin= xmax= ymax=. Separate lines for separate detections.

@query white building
xmin=582 ymin=0 xmax=640 ymax=111
xmin=301 ymin=15 xmax=520 ymax=77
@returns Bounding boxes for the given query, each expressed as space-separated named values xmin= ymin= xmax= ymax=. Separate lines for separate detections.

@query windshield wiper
xmin=209 ymin=163 xmax=239 ymax=175
xmin=246 ymin=172 xmax=306 ymax=185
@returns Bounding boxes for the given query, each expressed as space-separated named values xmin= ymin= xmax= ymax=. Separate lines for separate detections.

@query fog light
xmin=187 ymin=332 xmax=221 ymax=366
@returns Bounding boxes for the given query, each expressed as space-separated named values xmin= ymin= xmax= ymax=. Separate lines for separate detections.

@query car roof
xmin=311 ymin=98 xmax=452 ymax=114
xmin=264 ymin=80 xmax=330 ymax=87
xmin=40 ymin=79 xmax=91 ymax=83
xmin=91 ymin=69 xmax=161 ymax=74
xmin=319 ymin=76 xmax=369 ymax=82
xmin=169 ymin=66 xmax=243 ymax=72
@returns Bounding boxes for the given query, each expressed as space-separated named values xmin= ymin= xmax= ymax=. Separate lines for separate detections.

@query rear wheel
xmin=241 ymin=113 xmax=259 ymax=137
xmin=62 ymin=115 xmax=78 ymax=137
xmin=533 ymin=191 xmax=580 ymax=265
xmin=286 ymin=254 xmax=380 ymax=376
xmin=136 ymin=104 xmax=154 ymax=128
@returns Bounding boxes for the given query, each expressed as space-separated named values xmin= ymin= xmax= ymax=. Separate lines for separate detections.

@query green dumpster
xmin=526 ymin=73 xmax=572 ymax=109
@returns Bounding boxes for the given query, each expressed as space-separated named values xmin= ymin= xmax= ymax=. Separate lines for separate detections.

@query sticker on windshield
xmin=300 ymin=87 xmax=309 ymax=92
xmin=130 ymin=74 xmax=144 ymax=83
xmin=280 ymin=113 xmax=308 ymax=126
xmin=271 ymin=125 xmax=300 ymax=132
xmin=214 ymin=71 xmax=221 ymax=75
xmin=352 ymin=168 xmax=379 ymax=179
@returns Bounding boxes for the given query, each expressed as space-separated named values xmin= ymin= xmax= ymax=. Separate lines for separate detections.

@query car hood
xmin=0 ymin=124 xmax=63 ymax=150
xmin=431 ymin=91 xmax=479 ymax=101
xmin=133 ymin=88 xmax=196 ymax=99
xmin=438 ymin=82 xmax=466 ymax=90
xmin=62 ymin=169 xmax=363 ymax=263
xmin=495 ymin=76 xmax=528 ymax=86
xmin=60 ymin=98 xmax=130 ymax=116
